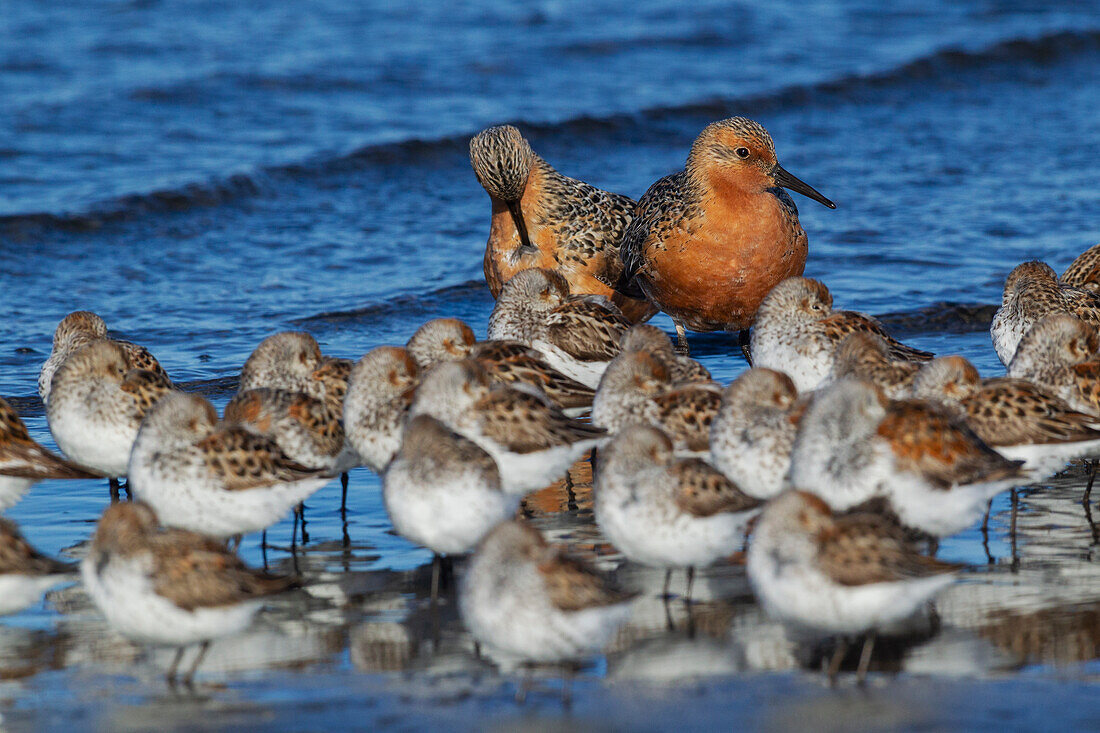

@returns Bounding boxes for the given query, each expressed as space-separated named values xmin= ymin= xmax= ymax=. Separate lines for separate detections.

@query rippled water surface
xmin=3 ymin=0 xmax=1100 ymax=728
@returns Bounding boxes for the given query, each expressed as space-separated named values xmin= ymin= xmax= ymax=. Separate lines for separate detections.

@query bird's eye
xmin=735 ymin=147 xmax=750 ymax=159
xmin=810 ymin=303 xmax=822 ymax=311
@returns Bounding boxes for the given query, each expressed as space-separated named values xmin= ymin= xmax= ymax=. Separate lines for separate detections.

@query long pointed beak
xmin=773 ymin=164 xmax=836 ymax=209
xmin=506 ymin=199 xmax=536 ymax=251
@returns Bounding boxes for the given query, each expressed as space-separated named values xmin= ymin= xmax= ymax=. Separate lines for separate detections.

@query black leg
xmin=856 ymin=631 xmax=876 ymax=686
xmin=684 ymin=566 xmax=695 ymax=604
xmin=662 ymin=569 xmax=672 ymax=600
xmin=166 ymin=646 xmax=185 ymax=685
xmin=291 ymin=509 xmax=300 ymax=548
xmin=340 ymin=472 xmax=350 ymax=515
xmin=261 ymin=531 xmax=269 ymax=570
xmin=183 ymin=641 xmax=210 ymax=686
xmin=299 ymin=502 xmax=309 ymax=544
xmin=430 ymin=554 xmax=441 ymax=607
xmin=981 ymin=498 xmax=993 ymax=533
xmin=738 ymin=329 xmax=753 ymax=366
xmin=1085 ymin=460 xmax=1096 ymax=505
xmin=1010 ymin=489 xmax=1020 ymax=573
xmin=109 ymin=478 xmax=120 ymax=503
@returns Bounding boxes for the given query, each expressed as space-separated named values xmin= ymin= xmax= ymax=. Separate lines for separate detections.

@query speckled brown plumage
xmin=0 ymin=518 xmax=73 ymax=576
xmin=196 ymin=425 xmax=328 ymax=492
xmin=0 ymin=397 xmax=98 ymax=480
xmin=877 ymin=400 xmax=1026 ymax=489
xmin=831 ymin=332 xmax=921 ymax=399
xmin=671 ymin=458 xmax=762 ymax=517
xmin=472 ymin=387 xmax=605 ymax=454
xmin=470 ymin=125 xmax=655 ymax=322
xmin=1060 ymin=243 xmax=1100 ymax=292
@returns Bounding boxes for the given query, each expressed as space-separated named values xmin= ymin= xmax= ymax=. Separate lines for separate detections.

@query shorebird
xmin=594 ymin=425 xmax=761 ymax=601
xmin=406 ymin=318 xmax=594 ymax=413
xmin=789 ymin=379 xmax=1026 ymax=537
xmin=0 ymin=396 xmax=99 ymax=510
xmin=991 ymin=261 xmax=1100 ymax=365
xmin=591 ymin=350 xmax=720 ymax=454
xmin=910 ymin=355 xmax=1100 ymax=477
xmin=46 ymin=341 xmax=174 ymax=500
xmin=343 ymin=346 xmax=420 ymax=473
xmin=1006 ymin=314 xmax=1100 ymax=417
xmin=470 ymin=124 xmax=655 ymax=323
xmin=1059 ymin=243 xmax=1100 ymax=293
xmin=828 ymin=332 xmax=922 ymax=399
xmin=747 ymin=491 xmax=959 ymax=684
xmin=617 ymin=117 xmax=835 ymax=355
xmin=382 ymin=415 xmax=519 ymax=600
xmin=459 ymin=520 xmax=634 ymax=704
xmin=710 ymin=368 xmax=805 ymax=500
xmin=0 ymin=518 xmax=75 ymax=615
xmin=128 ymin=392 xmax=333 ymax=539
xmin=239 ymin=331 xmax=326 ymax=399
xmin=223 ymin=387 xmax=356 ymax=475
xmin=488 ymin=268 xmax=631 ymax=389
xmin=752 ymin=277 xmax=932 ymax=392
xmin=39 ymin=310 xmax=169 ymax=406
xmin=81 ymin=501 xmax=298 ymax=685
xmin=618 ymin=325 xmax=711 ymax=384
xmin=409 ymin=360 xmax=605 ymax=495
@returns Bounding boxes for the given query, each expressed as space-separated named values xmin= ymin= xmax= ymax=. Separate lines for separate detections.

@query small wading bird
xmin=617 ymin=117 xmax=835 ymax=358
xmin=470 ymin=125 xmax=656 ymax=323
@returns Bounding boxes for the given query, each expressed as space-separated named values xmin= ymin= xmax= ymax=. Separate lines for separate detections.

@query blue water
xmin=3 ymin=0 xmax=1100 ymax=726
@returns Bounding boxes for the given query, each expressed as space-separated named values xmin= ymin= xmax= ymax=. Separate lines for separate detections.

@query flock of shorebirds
xmin=4 ymin=115 xmax=1100 ymax=700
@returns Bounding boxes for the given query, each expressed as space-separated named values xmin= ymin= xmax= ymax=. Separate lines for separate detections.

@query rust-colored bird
xmin=618 ymin=117 xmax=835 ymax=355
xmin=470 ymin=124 xmax=656 ymax=323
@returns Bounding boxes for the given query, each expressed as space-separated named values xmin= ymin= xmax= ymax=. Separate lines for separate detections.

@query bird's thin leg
xmin=299 ymin=502 xmax=309 ymax=544
xmin=673 ymin=321 xmax=690 ymax=356
xmin=856 ymin=631 xmax=876 ymax=686
xmin=340 ymin=472 xmax=350 ymax=516
xmin=1011 ymin=489 xmax=1020 ymax=573
xmin=738 ymin=329 xmax=753 ymax=366
xmin=827 ymin=638 xmax=848 ymax=686
xmin=1084 ymin=460 xmax=1096 ymax=505
xmin=561 ymin=664 xmax=575 ymax=709
xmin=431 ymin=554 xmax=441 ymax=607
xmin=183 ymin=641 xmax=210 ymax=687
xmin=684 ymin=566 xmax=695 ymax=604
xmin=662 ymin=569 xmax=672 ymax=600
xmin=981 ymin=498 xmax=993 ymax=533
xmin=261 ymin=531 xmax=269 ymax=570
xmin=166 ymin=646 xmax=185 ymax=685
xmin=109 ymin=478 xmax=120 ymax=503
xmin=291 ymin=509 xmax=299 ymax=548
xmin=515 ymin=664 xmax=532 ymax=705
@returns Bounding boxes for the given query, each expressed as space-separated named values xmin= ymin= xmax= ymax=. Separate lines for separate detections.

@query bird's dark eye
xmin=735 ymin=147 xmax=750 ymax=159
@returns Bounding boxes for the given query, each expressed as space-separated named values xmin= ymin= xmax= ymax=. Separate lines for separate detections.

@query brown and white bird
xmin=487 ymin=268 xmax=631 ymax=389
xmin=751 ymin=277 xmax=932 ymax=392
xmin=128 ymin=392 xmax=333 ymax=538
xmin=828 ymin=332 xmax=922 ymax=399
xmin=81 ymin=501 xmax=297 ymax=684
xmin=909 ymin=355 xmax=1100 ymax=477
xmin=991 ymin=260 xmax=1100 ymax=366
xmin=1060 ymin=243 xmax=1100 ymax=293
xmin=1006 ymin=314 xmax=1100 ymax=417
xmin=409 ymin=360 xmax=605 ymax=495
xmin=46 ymin=340 xmax=174 ymax=498
xmin=0 ymin=396 xmax=98 ymax=510
xmin=592 ymin=350 xmax=720 ymax=454
xmin=406 ymin=318 xmax=594 ymax=413
xmin=470 ymin=124 xmax=655 ymax=323
xmin=38 ymin=310 xmax=169 ymax=406
xmin=747 ymin=490 xmax=959 ymax=682
xmin=709 ymin=368 xmax=805 ymax=500
xmin=788 ymin=379 xmax=1026 ymax=537
xmin=343 ymin=346 xmax=420 ymax=473
xmin=594 ymin=425 xmax=761 ymax=600
xmin=617 ymin=117 xmax=835 ymax=352
xmin=460 ymin=520 xmax=635 ymax=696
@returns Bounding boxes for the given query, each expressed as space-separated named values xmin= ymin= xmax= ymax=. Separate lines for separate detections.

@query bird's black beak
xmin=506 ymin=200 xmax=536 ymax=252
xmin=772 ymin=164 xmax=836 ymax=209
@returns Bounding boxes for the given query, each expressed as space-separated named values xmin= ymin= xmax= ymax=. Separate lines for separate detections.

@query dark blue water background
xmin=2 ymin=0 xmax=1100 ymax=726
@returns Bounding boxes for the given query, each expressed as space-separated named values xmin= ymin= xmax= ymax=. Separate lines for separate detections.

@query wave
xmin=3 ymin=27 xmax=1098 ymax=235
xmin=291 ymin=280 xmax=491 ymax=327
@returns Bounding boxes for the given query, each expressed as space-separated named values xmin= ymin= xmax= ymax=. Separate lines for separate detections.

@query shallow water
xmin=3 ymin=0 xmax=1100 ymax=727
